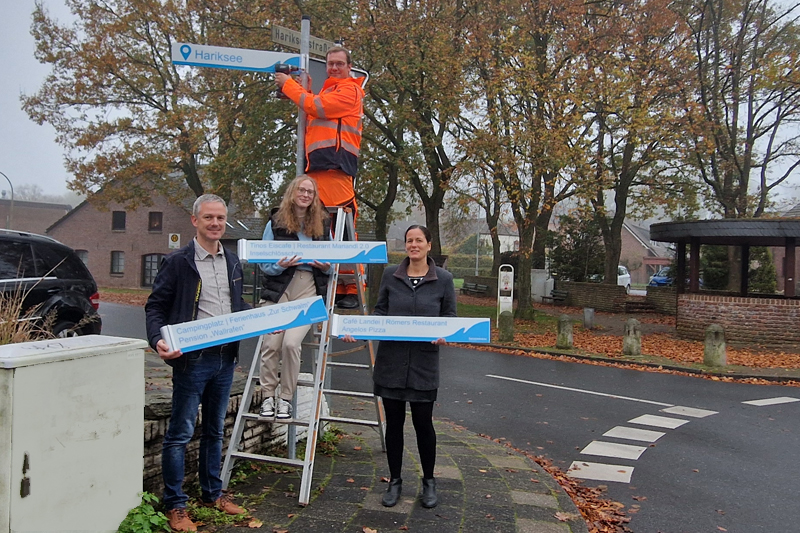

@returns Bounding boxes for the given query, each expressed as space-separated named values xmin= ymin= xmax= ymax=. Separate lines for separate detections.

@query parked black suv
xmin=0 ymin=229 xmax=101 ymax=337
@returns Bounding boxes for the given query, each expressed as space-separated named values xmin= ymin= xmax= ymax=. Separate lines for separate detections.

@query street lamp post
xmin=0 ymin=171 xmax=13 ymax=229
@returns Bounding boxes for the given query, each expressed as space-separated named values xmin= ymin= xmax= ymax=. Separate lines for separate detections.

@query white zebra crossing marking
xmin=580 ymin=441 xmax=647 ymax=460
xmin=628 ymin=414 xmax=689 ymax=429
xmin=603 ymin=426 xmax=665 ymax=442
xmin=568 ymin=461 xmax=634 ymax=483
xmin=742 ymin=397 xmax=800 ymax=406
xmin=661 ymin=405 xmax=718 ymax=418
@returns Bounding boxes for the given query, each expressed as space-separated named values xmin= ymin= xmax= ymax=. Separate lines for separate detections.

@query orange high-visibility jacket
xmin=281 ymin=75 xmax=365 ymax=179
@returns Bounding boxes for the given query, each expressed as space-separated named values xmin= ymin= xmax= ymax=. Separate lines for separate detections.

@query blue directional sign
xmin=171 ymin=42 xmax=301 ymax=73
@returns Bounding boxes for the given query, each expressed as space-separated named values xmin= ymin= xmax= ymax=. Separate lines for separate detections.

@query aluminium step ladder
xmin=220 ymin=207 xmax=386 ymax=505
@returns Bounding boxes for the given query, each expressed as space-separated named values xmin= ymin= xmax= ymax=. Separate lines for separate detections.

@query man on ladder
xmin=276 ymin=45 xmax=365 ymax=309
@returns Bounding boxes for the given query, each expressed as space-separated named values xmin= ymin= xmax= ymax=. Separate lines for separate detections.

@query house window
xmin=141 ymin=253 xmax=164 ymax=287
xmin=75 ymin=250 xmax=89 ymax=267
xmin=148 ymin=211 xmax=163 ymax=232
xmin=110 ymin=251 xmax=125 ymax=275
xmin=112 ymin=211 xmax=126 ymax=231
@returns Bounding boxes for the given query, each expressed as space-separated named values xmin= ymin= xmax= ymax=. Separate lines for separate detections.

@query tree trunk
xmin=490 ymin=229 xmax=502 ymax=277
xmin=532 ymin=208 xmax=553 ymax=270
xmin=514 ymin=221 xmax=536 ymax=320
xmin=357 ymin=161 xmax=400 ymax=310
xmin=727 ymin=246 xmax=741 ymax=292
xmin=423 ymin=203 xmax=444 ymax=256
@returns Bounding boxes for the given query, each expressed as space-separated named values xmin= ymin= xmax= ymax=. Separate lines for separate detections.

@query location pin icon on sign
xmin=180 ymin=45 xmax=191 ymax=60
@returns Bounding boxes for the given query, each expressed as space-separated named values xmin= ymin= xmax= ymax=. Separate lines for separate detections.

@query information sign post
xmin=497 ymin=264 xmax=514 ymax=323
xmin=171 ymin=42 xmax=300 ymax=72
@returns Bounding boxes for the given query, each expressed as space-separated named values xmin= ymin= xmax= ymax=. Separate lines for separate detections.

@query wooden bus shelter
xmin=649 ymin=219 xmax=800 ymax=298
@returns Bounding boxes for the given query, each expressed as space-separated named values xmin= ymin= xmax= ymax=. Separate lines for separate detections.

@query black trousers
xmin=382 ymin=398 xmax=436 ymax=480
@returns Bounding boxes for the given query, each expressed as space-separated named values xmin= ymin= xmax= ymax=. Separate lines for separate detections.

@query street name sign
xmin=238 ymin=239 xmax=388 ymax=264
xmin=272 ymin=25 xmax=336 ymax=57
xmin=171 ymin=42 xmax=300 ymax=73
xmin=160 ymin=295 xmax=327 ymax=353
xmin=330 ymin=315 xmax=492 ymax=343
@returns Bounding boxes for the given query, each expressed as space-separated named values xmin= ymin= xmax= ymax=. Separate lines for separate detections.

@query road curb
xmin=476 ymin=343 xmax=800 ymax=383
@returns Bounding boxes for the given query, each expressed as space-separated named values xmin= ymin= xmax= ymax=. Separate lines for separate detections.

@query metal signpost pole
xmin=286 ymin=15 xmax=311 ymax=458
xmin=296 ymin=16 xmax=311 ymax=177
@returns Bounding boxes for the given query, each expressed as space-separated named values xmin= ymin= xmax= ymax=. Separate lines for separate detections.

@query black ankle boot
xmin=420 ymin=477 xmax=437 ymax=508
xmin=382 ymin=478 xmax=402 ymax=507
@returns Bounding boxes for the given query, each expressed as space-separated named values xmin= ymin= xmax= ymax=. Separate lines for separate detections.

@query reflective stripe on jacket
xmin=282 ymin=75 xmax=365 ymax=178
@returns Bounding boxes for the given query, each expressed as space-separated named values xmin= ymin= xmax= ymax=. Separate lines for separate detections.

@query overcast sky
xmin=1 ymin=1 xmax=74 ymax=197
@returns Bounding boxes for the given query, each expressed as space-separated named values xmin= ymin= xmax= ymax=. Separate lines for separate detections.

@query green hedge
xmin=386 ymin=252 xmax=493 ymax=277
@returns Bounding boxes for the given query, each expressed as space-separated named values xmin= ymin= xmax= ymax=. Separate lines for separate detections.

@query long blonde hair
xmin=273 ymin=175 xmax=327 ymax=238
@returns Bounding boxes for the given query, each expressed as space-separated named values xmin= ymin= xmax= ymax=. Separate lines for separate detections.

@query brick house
xmin=619 ymin=222 xmax=671 ymax=285
xmin=46 ymin=192 xmax=264 ymax=289
xmin=0 ymin=198 xmax=71 ymax=234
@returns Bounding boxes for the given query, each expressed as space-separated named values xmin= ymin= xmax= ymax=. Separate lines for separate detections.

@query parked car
xmin=0 ymin=229 xmax=101 ymax=337
xmin=648 ymin=266 xmax=703 ymax=288
xmin=589 ymin=265 xmax=632 ymax=293
xmin=649 ymin=267 xmax=673 ymax=286
xmin=617 ymin=265 xmax=631 ymax=293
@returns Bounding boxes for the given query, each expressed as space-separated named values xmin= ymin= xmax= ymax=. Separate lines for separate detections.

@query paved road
xmin=329 ymin=344 xmax=800 ymax=533
xmin=431 ymin=349 xmax=800 ymax=533
xmin=101 ymin=303 xmax=800 ymax=533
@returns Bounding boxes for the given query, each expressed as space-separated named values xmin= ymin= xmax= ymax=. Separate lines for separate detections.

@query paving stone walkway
xmin=211 ymin=396 xmax=588 ymax=533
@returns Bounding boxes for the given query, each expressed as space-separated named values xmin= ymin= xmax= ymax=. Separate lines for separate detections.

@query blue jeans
xmin=162 ymin=350 xmax=236 ymax=510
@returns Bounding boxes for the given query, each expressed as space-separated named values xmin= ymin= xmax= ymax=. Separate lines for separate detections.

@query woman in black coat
xmin=367 ymin=224 xmax=457 ymax=508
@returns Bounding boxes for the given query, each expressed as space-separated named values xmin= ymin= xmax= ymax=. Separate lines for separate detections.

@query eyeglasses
xmin=327 ymin=61 xmax=348 ymax=68
xmin=296 ymin=187 xmax=315 ymax=197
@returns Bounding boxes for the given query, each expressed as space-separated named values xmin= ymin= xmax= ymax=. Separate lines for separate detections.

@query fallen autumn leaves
xmin=508 ymin=328 xmax=800 ymax=370
xmin=475 ymin=430 xmax=633 ymax=533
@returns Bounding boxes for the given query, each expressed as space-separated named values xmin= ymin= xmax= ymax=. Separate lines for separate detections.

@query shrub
xmin=0 ymin=288 xmax=47 ymax=345
xmin=0 ymin=283 xmax=96 ymax=345
xmin=117 ymin=492 xmax=170 ymax=533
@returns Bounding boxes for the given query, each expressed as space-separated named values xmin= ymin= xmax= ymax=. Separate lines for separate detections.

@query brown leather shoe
xmin=165 ymin=508 xmax=197 ymax=532
xmin=203 ymin=494 xmax=246 ymax=515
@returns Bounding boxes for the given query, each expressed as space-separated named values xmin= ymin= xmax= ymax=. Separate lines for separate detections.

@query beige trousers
xmin=258 ymin=270 xmax=317 ymax=401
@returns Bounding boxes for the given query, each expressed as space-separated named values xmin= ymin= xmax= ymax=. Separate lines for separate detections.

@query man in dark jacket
xmin=145 ymin=194 xmax=250 ymax=531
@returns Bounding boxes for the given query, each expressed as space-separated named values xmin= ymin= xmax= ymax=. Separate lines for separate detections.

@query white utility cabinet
xmin=0 ymin=335 xmax=147 ymax=532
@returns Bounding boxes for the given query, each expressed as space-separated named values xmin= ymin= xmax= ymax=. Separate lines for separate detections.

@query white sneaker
xmin=260 ymin=397 xmax=275 ymax=417
xmin=276 ymin=398 xmax=292 ymax=419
